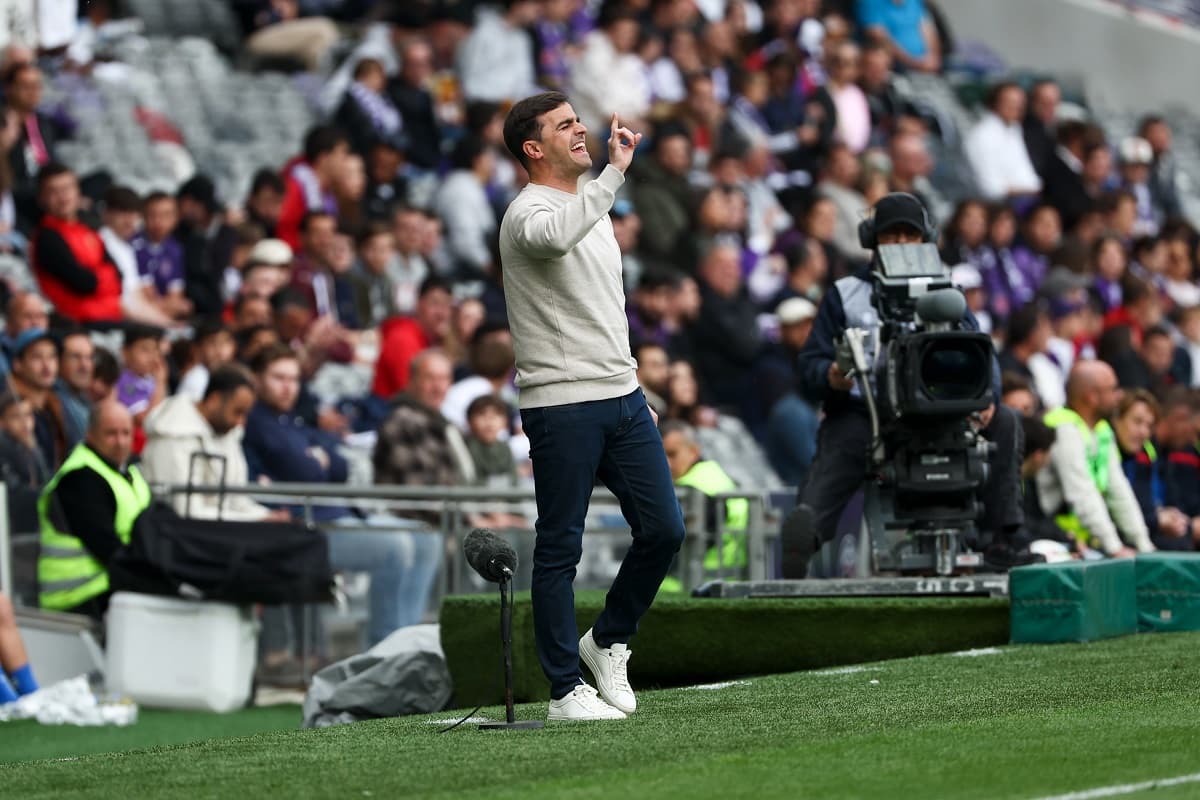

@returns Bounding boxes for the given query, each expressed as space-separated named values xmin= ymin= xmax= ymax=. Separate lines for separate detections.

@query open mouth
xmin=571 ymin=141 xmax=587 ymax=153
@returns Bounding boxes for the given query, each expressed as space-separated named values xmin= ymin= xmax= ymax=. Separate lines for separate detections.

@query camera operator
xmin=785 ymin=193 xmax=1039 ymax=573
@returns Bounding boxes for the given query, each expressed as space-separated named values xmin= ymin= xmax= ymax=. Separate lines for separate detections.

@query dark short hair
xmin=451 ymin=135 xmax=488 ymax=171
xmin=250 ymin=342 xmax=299 ymax=374
xmin=250 ymin=168 xmax=284 ymax=196
xmin=503 ymin=91 xmax=570 ymax=170
xmin=300 ymin=210 xmax=336 ymax=234
xmin=1022 ymin=416 xmax=1056 ymax=455
xmin=203 ymin=363 xmax=255 ymax=401
xmin=104 ymin=185 xmax=142 ymax=213
xmin=93 ymin=347 xmax=120 ymax=385
xmin=0 ymin=390 xmax=27 ymax=416
xmin=193 ymin=316 xmax=231 ymax=344
xmin=142 ymin=190 xmax=174 ymax=210
xmin=270 ymin=287 xmax=310 ymax=313
xmin=1006 ymin=302 xmax=1046 ymax=348
xmin=352 ymin=57 xmax=385 ymax=81
xmin=36 ymin=161 xmax=73 ymax=190
xmin=985 ymin=81 xmax=1023 ymax=111
xmin=418 ymin=275 xmax=452 ymax=299
xmin=122 ymin=324 xmax=164 ymax=349
xmin=1001 ymin=370 xmax=1033 ymax=397
xmin=466 ymin=393 xmax=509 ymax=421
xmin=303 ymin=124 xmax=349 ymax=163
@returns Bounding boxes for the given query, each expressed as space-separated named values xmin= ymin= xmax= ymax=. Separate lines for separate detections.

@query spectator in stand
xmin=176 ymin=317 xmax=236 ymax=402
xmin=90 ymin=346 xmax=119 ymax=404
xmin=630 ymin=127 xmax=694 ymax=275
xmin=239 ymin=238 xmax=293 ymax=301
xmin=999 ymin=302 xmax=1063 ymax=411
xmin=1001 ymin=371 xmax=1041 ymax=417
xmin=335 ymin=58 xmax=404 ymax=159
xmin=1113 ymin=325 xmax=1176 ymax=395
xmin=859 ymin=42 xmax=911 ymax=148
xmin=0 ymin=290 xmax=46 ymax=377
xmin=952 ymin=263 xmax=991 ymax=335
xmin=457 ymin=0 xmax=539 ymax=103
xmin=245 ymin=344 xmax=440 ymax=642
xmin=816 ymin=144 xmax=872 ymax=263
xmin=1104 ymin=275 xmax=1164 ymax=350
xmin=858 ymin=0 xmax=941 ymax=74
xmin=7 ymin=329 xmax=79 ymax=470
xmin=1011 ymin=202 xmax=1061 ymax=292
xmin=1170 ymin=305 xmax=1200 ymax=388
xmin=56 ymin=329 xmax=92 ymax=436
xmin=1024 ymin=78 xmax=1061 ymax=179
xmin=96 ymin=186 xmax=142 ymax=309
xmin=634 ymin=341 xmax=671 ymax=420
xmin=812 ymin=41 xmax=871 ymax=155
xmin=1161 ymin=223 xmax=1200 ymax=309
xmin=1112 ymin=389 xmax=1191 ymax=552
xmin=0 ymin=391 xmax=49 ymax=532
xmin=1039 ymin=360 xmax=1154 ymax=558
xmin=770 ymin=237 xmax=828 ymax=307
xmin=363 ymin=138 xmax=408 ymax=223
xmin=1117 ymin=137 xmax=1159 ymax=237
xmin=2 ymin=63 xmax=64 ymax=229
xmin=1155 ymin=388 xmax=1200 ymax=545
xmin=1139 ymin=114 xmax=1183 ymax=221
xmin=1041 ymin=120 xmax=1098 ymax=233
xmin=391 ymin=203 xmax=432 ymax=296
xmin=433 ymin=136 xmax=497 ymax=279
xmin=1129 ymin=234 xmax=1168 ymax=293
xmin=762 ymin=296 xmax=820 ymax=487
xmin=887 ymin=132 xmax=943 ymax=222
xmin=276 ymin=125 xmax=349 ymax=252
xmin=242 ymin=0 xmax=338 ymax=72
xmin=330 ymin=153 xmax=366 ymax=239
xmin=1089 ymin=234 xmax=1127 ymax=313
xmin=387 ymin=38 xmax=441 ymax=171
xmin=463 ymin=393 xmax=518 ymax=487
xmin=350 ymin=222 xmax=401 ymax=327
xmin=245 ymin=168 xmax=284 ymax=235
xmin=939 ymin=199 xmax=991 ymax=275
xmin=290 ymin=211 xmax=348 ymax=325
xmin=30 ymin=164 xmax=121 ymax=326
xmin=176 ymin=174 xmax=236 ymax=316
xmin=442 ymin=326 xmax=516 ymax=432
xmin=568 ymin=5 xmax=650 ymax=140
xmin=678 ymin=72 xmax=728 ymax=172
xmin=965 ymin=82 xmax=1042 ymax=201
xmin=132 ymin=192 xmax=192 ymax=322
xmin=372 ymin=276 xmax=453 ymax=400
xmin=1098 ymin=190 xmax=1138 ymax=245
xmin=1017 ymin=415 xmax=1075 ymax=560
xmin=114 ymin=325 xmax=166 ymax=434
xmin=689 ymin=242 xmax=763 ymax=423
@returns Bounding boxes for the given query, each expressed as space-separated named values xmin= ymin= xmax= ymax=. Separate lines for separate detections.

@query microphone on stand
xmin=464 ymin=528 xmax=543 ymax=731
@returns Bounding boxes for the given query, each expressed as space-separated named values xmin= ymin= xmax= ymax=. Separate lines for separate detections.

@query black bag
xmin=110 ymin=501 xmax=335 ymax=605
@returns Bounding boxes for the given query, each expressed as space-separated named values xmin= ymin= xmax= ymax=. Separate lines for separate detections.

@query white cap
xmin=951 ymin=263 xmax=983 ymax=291
xmin=248 ymin=238 xmax=293 ymax=266
xmin=776 ymin=296 xmax=818 ymax=325
xmin=1119 ymin=136 xmax=1153 ymax=166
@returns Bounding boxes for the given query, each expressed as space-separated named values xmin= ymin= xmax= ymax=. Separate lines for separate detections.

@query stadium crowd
xmin=2 ymin=0 xmax=1200 ymax=684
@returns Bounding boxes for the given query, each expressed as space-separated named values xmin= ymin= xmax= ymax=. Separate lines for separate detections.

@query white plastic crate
xmin=106 ymin=592 xmax=259 ymax=713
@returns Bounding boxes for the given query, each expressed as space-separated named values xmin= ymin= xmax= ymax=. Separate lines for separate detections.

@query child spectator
xmin=90 ymin=346 xmax=120 ymax=404
xmin=115 ymin=326 xmax=166 ymax=435
xmin=176 ymin=318 xmax=237 ymax=402
xmin=132 ymin=192 xmax=192 ymax=320
xmin=1018 ymin=415 xmax=1074 ymax=560
xmin=97 ymin=185 xmax=143 ymax=303
xmin=464 ymin=394 xmax=517 ymax=487
xmin=0 ymin=391 xmax=49 ymax=532
xmin=1092 ymin=234 xmax=1128 ymax=312
xmin=352 ymin=222 xmax=406 ymax=327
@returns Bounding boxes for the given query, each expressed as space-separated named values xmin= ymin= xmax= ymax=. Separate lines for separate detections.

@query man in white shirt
xmin=457 ymin=0 xmax=540 ymax=103
xmin=965 ymin=82 xmax=1042 ymax=200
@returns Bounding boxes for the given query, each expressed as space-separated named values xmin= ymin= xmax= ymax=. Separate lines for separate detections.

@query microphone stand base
xmin=479 ymin=720 xmax=545 ymax=731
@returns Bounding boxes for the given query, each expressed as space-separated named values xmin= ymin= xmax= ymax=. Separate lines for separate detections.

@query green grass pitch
xmin=2 ymin=631 xmax=1198 ymax=799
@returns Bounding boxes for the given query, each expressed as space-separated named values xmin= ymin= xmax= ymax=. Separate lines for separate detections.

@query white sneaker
xmin=547 ymin=683 xmax=626 ymax=721
xmin=579 ymin=628 xmax=637 ymax=714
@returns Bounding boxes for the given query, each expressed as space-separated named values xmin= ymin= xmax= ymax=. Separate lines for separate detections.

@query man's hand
xmin=648 ymin=405 xmax=659 ymax=426
xmin=1111 ymin=546 xmax=1138 ymax=559
xmin=306 ymin=446 xmax=330 ymax=471
xmin=265 ymin=509 xmax=292 ymax=522
xmin=608 ymin=113 xmax=642 ymax=174
xmin=1158 ymin=507 xmax=1189 ymax=538
xmin=972 ymin=403 xmax=996 ymax=431
xmin=827 ymin=362 xmax=855 ymax=392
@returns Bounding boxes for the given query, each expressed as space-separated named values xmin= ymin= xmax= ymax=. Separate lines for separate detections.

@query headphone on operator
xmin=857 ymin=192 xmax=938 ymax=250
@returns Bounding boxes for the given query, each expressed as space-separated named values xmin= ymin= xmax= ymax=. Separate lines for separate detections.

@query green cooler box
xmin=1009 ymin=560 xmax=1137 ymax=644
xmin=1135 ymin=552 xmax=1200 ymax=633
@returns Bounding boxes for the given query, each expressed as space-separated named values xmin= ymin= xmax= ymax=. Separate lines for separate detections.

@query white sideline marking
xmin=949 ymin=647 xmax=1005 ymax=658
xmin=812 ymin=666 xmax=882 ymax=676
xmin=683 ymin=681 xmax=752 ymax=691
xmin=1032 ymin=772 xmax=1200 ymax=799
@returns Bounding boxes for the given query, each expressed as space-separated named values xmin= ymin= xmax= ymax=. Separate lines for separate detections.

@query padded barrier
xmin=1009 ymin=560 xmax=1137 ymax=644
xmin=1135 ymin=553 xmax=1200 ymax=633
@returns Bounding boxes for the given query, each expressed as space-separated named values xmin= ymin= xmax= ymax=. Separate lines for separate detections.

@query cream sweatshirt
xmin=498 ymin=165 xmax=638 ymax=409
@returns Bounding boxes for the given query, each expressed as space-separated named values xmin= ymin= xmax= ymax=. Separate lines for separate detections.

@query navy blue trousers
xmin=521 ymin=388 xmax=685 ymax=700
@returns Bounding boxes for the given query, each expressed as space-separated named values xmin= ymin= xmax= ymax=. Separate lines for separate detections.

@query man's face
xmin=235 ymin=296 xmax=273 ymax=330
xmin=636 ymin=346 xmax=670 ymax=396
xmin=259 ymin=357 xmax=301 ymax=413
xmin=416 ymin=288 xmax=452 ymax=340
xmin=89 ymin=406 xmax=133 ymax=467
xmin=60 ymin=334 xmax=94 ymax=393
xmin=1142 ymin=335 xmax=1174 ymax=376
xmin=1003 ymin=388 xmax=1038 ymax=418
xmin=1031 ymin=83 xmax=1060 ymax=124
xmin=661 ymin=430 xmax=699 ymax=481
xmin=699 ymin=247 xmax=742 ymax=297
xmin=40 ymin=173 xmax=80 ymax=220
xmin=1093 ymin=369 xmax=1120 ymax=419
xmin=411 ymin=355 xmax=452 ymax=410
xmin=250 ymin=186 xmax=282 ymax=225
xmin=1118 ymin=400 xmax=1156 ymax=452
xmin=401 ymin=41 xmax=434 ymax=87
xmin=15 ymin=340 xmax=57 ymax=390
xmin=781 ymin=319 xmax=813 ymax=350
xmin=1159 ymin=406 xmax=1196 ymax=450
xmin=393 ymin=210 xmax=424 ymax=255
xmin=105 ymin=208 xmax=141 ymax=241
xmin=529 ymin=102 xmax=590 ymax=178
xmin=876 ymin=224 xmax=924 ymax=245
xmin=303 ymin=216 xmax=337 ymax=261
xmin=204 ymin=386 xmax=255 ymax=436
xmin=144 ymin=198 xmax=179 ymax=242
xmin=0 ymin=400 xmax=34 ymax=447
xmin=242 ymin=265 xmax=289 ymax=300
xmin=124 ymin=338 xmax=161 ymax=377
xmin=199 ymin=331 xmax=236 ymax=370
xmin=995 ymin=86 xmax=1026 ymax=125
xmin=7 ymin=66 xmax=41 ymax=113
xmin=7 ymin=294 xmax=48 ymax=337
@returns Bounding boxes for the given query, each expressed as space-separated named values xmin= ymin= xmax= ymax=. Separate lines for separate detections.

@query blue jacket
xmin=796 ymin=269 xmax=1000 ymax=416
xmin=242 ymin=402 xmax=350 ymax=522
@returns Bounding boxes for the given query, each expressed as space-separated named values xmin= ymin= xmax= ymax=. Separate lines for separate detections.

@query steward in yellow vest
xmin=659 ymin=422 xmax=748 ymax=592
xmin=1036 ymin=362 xmax=1154 ymax=556
xmin=38 ymin=401 xmax=152 ymax=617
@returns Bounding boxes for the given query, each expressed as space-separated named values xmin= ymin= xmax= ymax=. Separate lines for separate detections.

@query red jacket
xmin=276 ymin=159 xmax=335 ymax=252
xmin=372 ymin=317 xmax=431 ymax=400
xmin=32 ymin=215 xmax=123 ymax=323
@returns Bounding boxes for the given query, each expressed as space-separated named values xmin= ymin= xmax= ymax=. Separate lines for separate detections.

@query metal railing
xmin=1 ymin=482 xmax=785 ymax=608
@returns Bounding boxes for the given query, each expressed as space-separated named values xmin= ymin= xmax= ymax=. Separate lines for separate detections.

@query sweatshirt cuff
xmin=596 ymin=164 xmax=626 ymax=195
